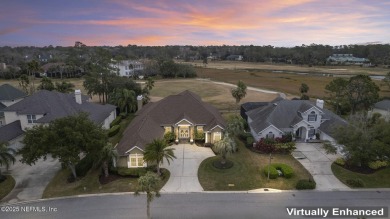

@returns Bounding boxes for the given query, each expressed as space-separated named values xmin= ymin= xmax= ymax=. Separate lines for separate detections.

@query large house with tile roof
xmin=244 ymin=99 xmax=347 ymax=143
xmin=116 ymin=90 xmax=226 ymax=168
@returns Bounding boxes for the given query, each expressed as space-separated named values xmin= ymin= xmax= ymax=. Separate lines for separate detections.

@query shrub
xmin=335 ymin=158 xmax=345 ymax=166
xmin=108 ymin=125 xmax=121 ymax=137
xmin=75 ymin=154 xmax=95 ymax=177
xmin=0 ymin=175 xmax=6 ymax=183
xmin=164 ymin=131 xmax=175 ymax=143
xmin=238 ymin=131 xmax=252 ymax=141
xmin=296 ymin=179 xmax=316 ymax=190
xmin=275 ymin=142 xmax=296 ymax=154
xmin=117 ymin=167 xmax=147 ymax=177
xmin=368 ymin=161 xmax=388 ymax=170
xmin=204 ymin=143 xmax=214 ymax=148
xmin=272 ymin=163 xmax=294 ymax=178
xmin=110 ymin=116 xmax=122 ymax=128
xmin=346 ymin=179 xmax=364 ymax=188
xmin=323 ymin=141 xmax=337 ymax=155
xmin=194 ymin=130 xmax=205 ymax=141
xmin=246 ymin=136 xmax=254 ymax=147
xmin=263 ymin=165 xmax=279 ymax=179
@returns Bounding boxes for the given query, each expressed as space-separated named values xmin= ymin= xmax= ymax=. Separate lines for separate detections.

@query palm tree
xmin=226 ymin=115 xmax=245 ymax=136
xmin=231 ymin=80 xmax=247 ymax=104
xmin=110 ymin=88 xmax=137 ymax=114
xmin=0 ymin=142 xmax=16 ymax=178
xmin=143 ymin=139 xmax=176 ymax=176
xmin=95 ymin=143 xmax=118 ymax=177
xmin=213 ymin=134 xmax=236 ymax=165
xmin=135 ymin=171 xmax=161 ymax=219
xmin=145 ymin=77 xmax=155 ymax=91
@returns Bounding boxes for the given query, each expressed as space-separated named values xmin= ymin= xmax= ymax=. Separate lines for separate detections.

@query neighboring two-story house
xmin=244 ymin=99 xmax=347 ymax=143
xmin=115 ymin=90 xmax=226 ymax=168
xmin=111 ymin=60 xmax=144 ymax=77
xmin=0 ymin=89 xmax=116 ymax=150
xmin=370 ymin=100 xmax=390 ymax=121
xmin=0 ymin=84 xmax=27 ymax=126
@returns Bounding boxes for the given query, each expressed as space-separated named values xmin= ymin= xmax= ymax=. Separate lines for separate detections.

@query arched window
xmin=308 ymin=111 xmax=317 ymax=122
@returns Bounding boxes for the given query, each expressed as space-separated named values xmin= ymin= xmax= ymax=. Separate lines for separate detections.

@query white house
xmin=370 ymin=100 xmax=390 ymax=121
xmin=244 ymin=99 xmax=347 ymax=143
xmin=0 ymin=84 xmax=27 ymax=126
xmin=111 ymin=60 xmax=144 ymax=77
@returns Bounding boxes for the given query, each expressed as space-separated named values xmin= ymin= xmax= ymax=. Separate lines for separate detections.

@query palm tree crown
xmin=0 ymin=142 xmax=16 ymax=176
xmin=143 ymin=139 xmax=176 ymax=175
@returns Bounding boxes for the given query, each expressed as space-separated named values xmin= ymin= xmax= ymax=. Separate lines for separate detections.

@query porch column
xmin=205 ymin=131 xmax=208 ymax=143
xmin=190 ymin=125 xmax=194 ymax=143
xmin=175 ymin=126 xmax=179 ymax=142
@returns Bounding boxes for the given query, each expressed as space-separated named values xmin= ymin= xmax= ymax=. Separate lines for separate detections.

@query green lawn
xmin=43 ymin=168 xmax=170 ymax=199
xmin=198 ymin=139 xmax=312 ymax=191
xmin=331 ymin=163 xmax=390 ymax=188
xmin=0 ymin=175 xmax=16 ymax=201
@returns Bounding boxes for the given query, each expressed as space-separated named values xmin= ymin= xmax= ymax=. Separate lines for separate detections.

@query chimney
xmin=75 ymin=89 xmax=82 ymax=104
xmin=316 ymin=99 xmax=324 ymax=109
xmin=137 ymin=95 xmax=143 ymax=111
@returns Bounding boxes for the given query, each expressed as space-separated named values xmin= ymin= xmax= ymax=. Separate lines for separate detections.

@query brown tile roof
xmin=116 ymin=90 xmax=226 ymax=155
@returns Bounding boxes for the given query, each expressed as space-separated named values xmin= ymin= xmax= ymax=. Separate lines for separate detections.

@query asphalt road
xmin=1 ymin=191 xmax=389 ymax=219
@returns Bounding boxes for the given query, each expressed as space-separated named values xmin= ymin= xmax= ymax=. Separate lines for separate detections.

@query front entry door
xmin=179 ymin=128 xmax=189 ymax=139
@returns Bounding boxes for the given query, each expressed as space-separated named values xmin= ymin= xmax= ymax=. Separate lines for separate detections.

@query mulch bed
xmin=338 ymin=164 xmax=376 ymax=174
xmin=212 ymin=160 xmax=234 ymax=169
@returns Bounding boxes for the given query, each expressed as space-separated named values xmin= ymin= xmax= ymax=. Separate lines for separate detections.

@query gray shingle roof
xmin=116 ymin=90 xmax=226 ymax=155
xmin=3 ymin=90 xmax=116 ymax=125
xmin=0 ymin=84 xmax=27 ymax=101
xmin=0 ymin=120 xmax=24 ymax=143
xmin=246 ymin=99 xmax=346 ymax=138
xmin=0 ymin=102 xmax=5 ymax=118
xmin=374 ymin=100 xmax=390 ymax=111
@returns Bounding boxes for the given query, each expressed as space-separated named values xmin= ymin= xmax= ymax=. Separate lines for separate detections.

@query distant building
xmin=38 ymin=54 xmax=52 ymax=62
xmin=226 ymin=55 xmax=243 ymax=61
xmin=327 ymin=54 xmax=369 ymax=65
xmin=111 ymin=60 xmax=144 ymax=77
xmin=0 ymin=63 xmax=6 ymax=71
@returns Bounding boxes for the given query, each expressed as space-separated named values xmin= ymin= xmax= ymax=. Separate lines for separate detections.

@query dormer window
xmin=308 ymin=111 xmax=317 ymax=122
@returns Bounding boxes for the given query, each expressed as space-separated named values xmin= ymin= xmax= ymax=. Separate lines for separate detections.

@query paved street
xmin=1 ymin=155 xmax=60 ymax=204
xmin=294 ymin=143 xmax=349 ymax=191
xmin=161 ymin=144 xmax=214 ymax=192
xmin=1 ymin=191 xmax=389 ymax=219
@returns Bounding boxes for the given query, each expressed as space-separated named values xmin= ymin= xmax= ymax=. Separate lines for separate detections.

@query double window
xmin=308 ymin=111 xmax=317 ymax=122
xmin=129 ymin=154 xmax=144 ymax=167
xmin=27 ymin=115 xmax=37 ymax=124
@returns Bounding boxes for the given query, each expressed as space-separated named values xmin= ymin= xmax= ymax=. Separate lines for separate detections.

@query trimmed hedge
xmin=246 ymin=136 xmax=254 ymax=147
xmin=117 ymin=167 xmax=147 ymax=177
xmin=296 ymin=179 xmax=316 ymax=190
xmin=75 ymin=154 xmax=94 ymax=177
xmin=263 ymin=163 xmax=294 ymax=179
xmin=263 ymin=165 xmax=279 ymax=179
xmin=335 ymin=158 xmax=345 ymax=166
xmin=110 ymin=116 xmax=122 ymax=128
xmin=108 ymin=125 xmax=121 ymax=137
xmin=164 ymin=131 xmax=175 ymax=143
xmin=368 ymin=160 xmax=388 ymax=170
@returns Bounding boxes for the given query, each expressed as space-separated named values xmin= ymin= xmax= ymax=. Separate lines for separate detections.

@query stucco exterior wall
xmin=19 ymin=114 xmax=44 ymax=131
xmin=8 ymin=135 xmax=25 ymax=151
xmin=117 ymin=156 xmax=128 ymax=168
xmin=4 ymin=111 xmax=18 ymax=125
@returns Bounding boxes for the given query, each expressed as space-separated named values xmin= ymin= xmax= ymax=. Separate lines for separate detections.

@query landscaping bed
xmin=331 ymin=163 xmax=390 ymax=188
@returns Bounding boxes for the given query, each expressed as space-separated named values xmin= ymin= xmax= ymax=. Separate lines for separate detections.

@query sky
xmin=1 ymin=0 xmax=390 ymax=47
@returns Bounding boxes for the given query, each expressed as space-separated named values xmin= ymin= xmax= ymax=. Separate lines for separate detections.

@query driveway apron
xmin=294 ymin=143 xmax=350 ymax=191
xmin=1 ymin=155 xmax=60 ymax=203
xmin=161 ymin=144 xmax=214 ymax=193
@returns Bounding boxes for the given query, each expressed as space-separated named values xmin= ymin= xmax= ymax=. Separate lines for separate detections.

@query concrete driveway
xmin=161 ymin=144 xmax=215 ymax=193
xmin=1 ymin=155 xmax=60 ymax=203
xmin=294 ymin=143 xmax=350 ymax=191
